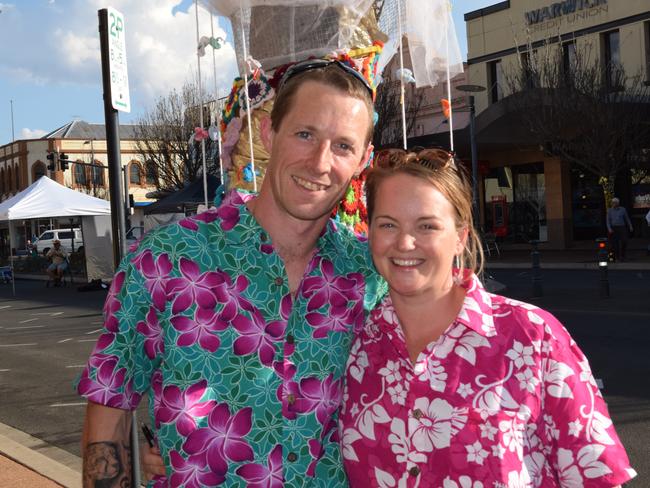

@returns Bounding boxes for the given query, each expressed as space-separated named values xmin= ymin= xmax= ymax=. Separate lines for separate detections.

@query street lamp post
xmin=457 ymin=84 xmax=486 ymax=230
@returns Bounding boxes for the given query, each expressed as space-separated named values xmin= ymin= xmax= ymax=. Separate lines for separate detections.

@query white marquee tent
xmin=0 ymin=176 xmax=112 ymax=293
xmin=0 ymin=175 xmax=110 ymax=220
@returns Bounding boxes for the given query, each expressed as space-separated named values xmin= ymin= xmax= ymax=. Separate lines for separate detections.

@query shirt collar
xmin=455 ymin=273 xmax=497 ymax=337
xmin=219 ymin=189 xmax=345 ymax=250
xmin=377 ymin=273 xmax=497 ymax=339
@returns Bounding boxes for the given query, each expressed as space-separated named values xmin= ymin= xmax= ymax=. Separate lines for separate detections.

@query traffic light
xmin=59 ymin=153 xmax=70 ymax=171
xmin=46 ymin=151 xmax=57 ymax=171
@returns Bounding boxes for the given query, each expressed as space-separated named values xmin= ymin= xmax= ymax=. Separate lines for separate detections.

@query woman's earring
xmin=453 ymin=255 xmax=463 ymax=285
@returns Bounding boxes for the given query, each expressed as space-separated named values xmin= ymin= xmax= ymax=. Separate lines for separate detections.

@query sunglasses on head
xmin=278 ymin=59 xmax=374 ymax=99
xmin=375 ymin=148 xmax=459 ymax=173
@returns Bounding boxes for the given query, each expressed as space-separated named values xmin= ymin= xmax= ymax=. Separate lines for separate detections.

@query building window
xmin=14 ymin=165 xmax=20 ymax=190
xmin=145 ymin=161 xmax=157 ymax=185
xmin=602 ymin=30 xmax=621 ymax=88
xmin=520 ymin=51 xmax=538 ymax=89
xmin=33 ymin=162 xmax=46 ymax=181
xmin=488 ymin=59 xmax=503 ymax=103
xmin=562 ymin=41 xmax=576 ymax=76
xmin=91 ymin=163 xmax=105 ymax=186
xmin=0 ymin=169 xmax=4 ymax=194
xmin=74 ymin=163 xmax=87 ymax=185
xmin=129 ymin=162 xmax=142 ymax=185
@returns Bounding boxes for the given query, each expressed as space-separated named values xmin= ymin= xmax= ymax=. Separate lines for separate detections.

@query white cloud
xmin=0 ymin=3 xmax=15 ymax=12
xmin=21 ymin=128 xmax=47 ymax=139
xmin=0 ymin=0 xmax=238 ymax=115
xmin=54 ymin=29 xmax=100 ymax=68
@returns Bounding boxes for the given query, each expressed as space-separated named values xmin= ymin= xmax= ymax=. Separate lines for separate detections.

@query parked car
xmin=34 ymin=228 xmax=84 ymax=255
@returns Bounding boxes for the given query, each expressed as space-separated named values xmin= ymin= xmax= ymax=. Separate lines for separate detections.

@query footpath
xmin=1 ymin=244 xmax=649 ymax=487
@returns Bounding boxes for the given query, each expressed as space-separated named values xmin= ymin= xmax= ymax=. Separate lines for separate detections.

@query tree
xmin=503 ymin=42 xmax=650 ymax=206
xmin=373 ymin=68 xmax=426 ymax=149
xmin=133 ymin=80 xmax=221 ymax=192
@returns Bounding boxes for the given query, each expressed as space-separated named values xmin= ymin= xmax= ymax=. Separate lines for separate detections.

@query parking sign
xmin=106 ymin=7 xmax=130 ymax=112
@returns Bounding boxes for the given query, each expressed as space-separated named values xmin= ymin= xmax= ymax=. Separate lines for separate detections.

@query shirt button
xmin=409 ymin=466 xmax=420 ymax=477
xmin=412 ymin=409 xmax=423 ymax=420
xmin=286 ymin=334 xmax=295 ymax=344
xmin=260 ymin=232 xmax=268 ymax=242
xmin=287 ymin=394 xmax=296 ymax=405
xmin=287 ymin=452 xmax=298 ymax=462
xmin=274 ymin=277 xmax=284 ymax=286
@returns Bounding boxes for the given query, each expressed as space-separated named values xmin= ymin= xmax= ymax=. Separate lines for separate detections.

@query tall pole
xmin=99 ymin=11 xmax=138 ymax=487
xmin=468 ymin=95 xmax=480 ymax=230
xmin=10 ymin=100 xmax=15 ymax=142
xmin=99 ymin=9 xmax=128 ymax=270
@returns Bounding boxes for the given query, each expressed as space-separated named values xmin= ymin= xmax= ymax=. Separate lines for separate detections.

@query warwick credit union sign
xmin=525 ymin=0 xmax=608 ymax=25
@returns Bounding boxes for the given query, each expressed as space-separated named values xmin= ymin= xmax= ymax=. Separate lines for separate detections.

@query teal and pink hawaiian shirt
xmin=78 ymin=190 xmax=385 ymax=487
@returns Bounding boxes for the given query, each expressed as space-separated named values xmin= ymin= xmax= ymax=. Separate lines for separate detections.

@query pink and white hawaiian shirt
xmin=340 ymin=274 xmax=636 ymax=488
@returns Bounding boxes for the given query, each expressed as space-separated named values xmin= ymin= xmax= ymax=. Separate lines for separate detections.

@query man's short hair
xmin=270 ymin=62 xmax=374 ymax=145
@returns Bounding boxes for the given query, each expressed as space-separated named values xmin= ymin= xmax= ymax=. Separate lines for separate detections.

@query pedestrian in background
xmin=606 ymin=197 xmax=633 ymax=261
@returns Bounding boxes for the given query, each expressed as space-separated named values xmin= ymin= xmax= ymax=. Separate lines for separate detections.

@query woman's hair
xmin=365 ymin=148 xmax=484 ymax=276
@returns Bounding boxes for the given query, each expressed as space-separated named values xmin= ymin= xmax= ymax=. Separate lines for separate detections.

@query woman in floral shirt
xmin=339 ymin=149 xmax=636 ymax=488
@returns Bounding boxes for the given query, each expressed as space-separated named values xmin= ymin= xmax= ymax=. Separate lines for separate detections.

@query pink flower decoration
xmin=134 ymin=251 xmax=172 ymax=312
xmin=169 ymin=451 xmax=224 ymax=487
xmin=292 ymin=374 xmax=343 ymax=426
xmin=183 ymin=403 xmax=254 ymax=475
xmin=155 ymin=380 xmax=216 ymax=437
xmin=236 ymin=444 xmax=283 ymax=488
xmin=232 ymin=309 xmax=285 ymax=367
xmin=194 ymin=127 xmax=209 ymax=142
xmin=166 ymin=258 xmax=224 ymax=314
xmin=221 ymin=117 xmax=242 ymax=171
xmin=136 ymin=307 xmax=164 ymax=359
xmin=103 ymin=271 xmax=125 ymax=332
xmin=170 ymin=306 xmax=228 ymax=352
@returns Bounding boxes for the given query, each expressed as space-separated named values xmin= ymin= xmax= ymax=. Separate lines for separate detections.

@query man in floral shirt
xmin=79 ymin=61 xmax=384 ymax=487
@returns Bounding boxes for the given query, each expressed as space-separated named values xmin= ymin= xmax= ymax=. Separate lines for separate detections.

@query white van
xmin=34 ymin=229 xmax=84 ymax=255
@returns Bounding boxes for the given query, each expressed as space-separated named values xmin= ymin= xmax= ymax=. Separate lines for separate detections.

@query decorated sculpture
xmin=195 ymin=0 xmax=463 ymax=234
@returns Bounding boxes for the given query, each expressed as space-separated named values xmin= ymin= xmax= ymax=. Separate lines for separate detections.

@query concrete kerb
xmin=0 ymin=422 xmax=81 ymax=488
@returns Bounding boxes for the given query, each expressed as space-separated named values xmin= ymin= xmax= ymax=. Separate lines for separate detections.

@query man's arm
xmin=624 ymin=208 xmax=633 ymax=231
xmin=82 ymin=401 xmax=132 ymax=488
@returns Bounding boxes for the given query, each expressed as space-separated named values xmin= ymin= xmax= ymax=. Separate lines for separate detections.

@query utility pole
xmin=10 ymin=100 xmax=15 ymax=142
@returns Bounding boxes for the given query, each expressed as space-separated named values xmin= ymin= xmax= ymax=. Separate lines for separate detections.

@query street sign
xmin=106 ymin=7 xmax=130 ymax=112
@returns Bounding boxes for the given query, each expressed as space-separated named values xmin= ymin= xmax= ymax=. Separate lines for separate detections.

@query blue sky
xmin=0 ymin=0 xmax=496 ymax=145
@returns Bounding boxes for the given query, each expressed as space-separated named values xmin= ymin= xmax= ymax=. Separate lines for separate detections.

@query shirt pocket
xmin=446 ymin=407 xmax=532 ymax=484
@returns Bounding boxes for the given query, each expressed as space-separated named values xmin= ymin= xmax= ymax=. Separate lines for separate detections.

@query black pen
xmin=141 ymin=423 xmax=155 ymax=447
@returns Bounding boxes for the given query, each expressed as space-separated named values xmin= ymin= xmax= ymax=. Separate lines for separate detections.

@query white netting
xmin=377 ymin=0 xmax=463 ymax=88
xmin=201 ymin=0 xmax=376 ymax=72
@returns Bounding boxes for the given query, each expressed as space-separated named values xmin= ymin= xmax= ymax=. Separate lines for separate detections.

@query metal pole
xmin=469 ymin=96 xmax=480 ymax=229
xmin=100 ymin=12 xmax=139 ymax=484
xmin=99 ymin=9 xmax=128 ymax=269
xmin=10 ymin=100 xmax=15 ymax=142
xmin=123 ymin=166 xmax=130 ymax=230
xmin=596 ymin=237 xmax=610 ymax=298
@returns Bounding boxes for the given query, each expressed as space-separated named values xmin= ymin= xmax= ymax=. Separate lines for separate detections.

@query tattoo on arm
xmin=83 ymin=441 xmax=132 ymax=488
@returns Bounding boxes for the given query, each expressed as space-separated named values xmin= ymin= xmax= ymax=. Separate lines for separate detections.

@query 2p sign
xmin=107 ymin=7 xmax=130 ymax=113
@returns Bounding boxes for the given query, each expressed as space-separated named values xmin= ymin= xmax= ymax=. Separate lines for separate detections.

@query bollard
xmin=530 ymin=240 xmax=543 ymax=297
xmin=596 ymin=237 xmax=610 ymax=298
